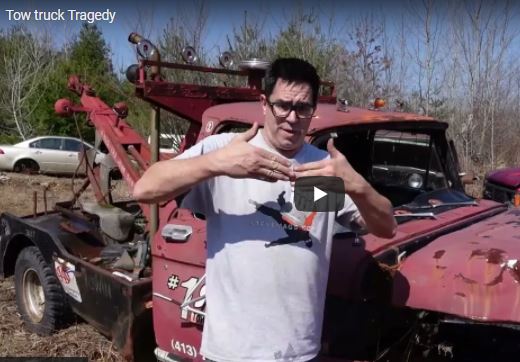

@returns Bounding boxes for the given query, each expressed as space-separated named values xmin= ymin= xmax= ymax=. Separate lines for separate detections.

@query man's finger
xmin=234 ymin=122 xmax=259 ymax=142
xmin=294 ymin=169 xmax=326 ymax=178
xmin=258 ymin=159 xmax=293 ymax=178
xmin=327 ymin=138 xmax=341 ymax=157
xmin=293 ymin=159 xmax=326 ymax=172
xmin=257 ymin=149 xmax=292 ymax=167
xmin=256 ymin=168 xmax=290 ymax=181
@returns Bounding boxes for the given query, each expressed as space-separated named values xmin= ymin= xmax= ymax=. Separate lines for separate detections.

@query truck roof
xmin=203 ymin=102 xmax=442 ymax=134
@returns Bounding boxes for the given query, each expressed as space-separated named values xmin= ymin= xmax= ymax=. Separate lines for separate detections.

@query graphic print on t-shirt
xmin=249 ymin=191 xmax=317 ymax=248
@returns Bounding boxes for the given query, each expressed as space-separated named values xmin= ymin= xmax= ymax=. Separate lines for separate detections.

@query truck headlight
xmin=408 ymin=173 xmax=423 ymax=188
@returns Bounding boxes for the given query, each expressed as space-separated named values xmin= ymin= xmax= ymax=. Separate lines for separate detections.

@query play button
xmin=294 ymin=176 xmax=345 ymax=212
xmin=314 ymin=186 xmax=327 ymax=202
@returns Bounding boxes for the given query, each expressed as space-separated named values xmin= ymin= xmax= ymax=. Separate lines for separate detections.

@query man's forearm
xmin=133 ymin=152 xmax=219 ymax=203
xmin=350 ymin=181 xmax=397 ymax=238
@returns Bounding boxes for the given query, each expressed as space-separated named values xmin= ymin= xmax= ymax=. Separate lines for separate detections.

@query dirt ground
xmin=0 ymin=172 xmax=124 ymax=361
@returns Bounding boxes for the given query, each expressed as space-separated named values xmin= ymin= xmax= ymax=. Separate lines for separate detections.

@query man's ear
xmin=260 ymin=94 xmax=267 ymax=115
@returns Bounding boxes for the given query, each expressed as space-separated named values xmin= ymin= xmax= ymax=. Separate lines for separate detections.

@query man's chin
xmin=276 ymin=139 xmax=303 ymax=154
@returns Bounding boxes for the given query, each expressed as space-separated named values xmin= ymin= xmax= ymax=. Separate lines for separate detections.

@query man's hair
xmin=264 ymin=58 xmax=320 ymax=106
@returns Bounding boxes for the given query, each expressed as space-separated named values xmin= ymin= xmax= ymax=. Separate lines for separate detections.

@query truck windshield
xmin=314 ymin=128 xmax=453 ymax=207
xmin=371 ymin=130 xmax=449 ymax=196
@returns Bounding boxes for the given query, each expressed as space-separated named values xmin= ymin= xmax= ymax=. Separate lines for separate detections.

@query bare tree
xmin=228 ymin=10 xmax=272 ymax=62
xmin=447 ymin=0 xmax=518 ymax=169
xmin=0 ymin=28 xmax=54 ymax=140
xmin=342 ymin=14 xmax=389 ymax=107
xmin=404 ymin=0 xmax=447 ymax=116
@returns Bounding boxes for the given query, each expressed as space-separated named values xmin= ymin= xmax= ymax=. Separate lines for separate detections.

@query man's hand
xmin=294 ymin=138 xmax=396 ymax=238
xmin=293 ymin=138 xmax=368 ymax=195
xmin=211 ymin=123 xmax=294 ymax=182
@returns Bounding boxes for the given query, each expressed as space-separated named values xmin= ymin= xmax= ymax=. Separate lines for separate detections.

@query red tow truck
xmin=1 ymin=33 xmax=520 ymax=362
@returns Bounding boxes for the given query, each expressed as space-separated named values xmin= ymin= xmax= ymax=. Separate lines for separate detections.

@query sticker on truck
xmin=54 ymin=259 xmax=82 ymax=303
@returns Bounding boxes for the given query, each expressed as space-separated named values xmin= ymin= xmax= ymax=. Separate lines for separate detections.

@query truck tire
xmin=14 ymin=246 xmax=71 ymax=335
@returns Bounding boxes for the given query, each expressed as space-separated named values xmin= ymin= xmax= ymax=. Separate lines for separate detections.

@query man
xmin=133 ymin=58 xmax=396 ymax=362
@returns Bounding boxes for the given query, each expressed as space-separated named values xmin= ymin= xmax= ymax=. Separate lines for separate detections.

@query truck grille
xmin=483 ymin=181 xmax=515 ymax=204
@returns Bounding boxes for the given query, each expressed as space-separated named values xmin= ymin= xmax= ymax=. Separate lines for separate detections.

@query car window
xmin=38 ymin=138 xmax=63 ymax=150
xmin=216 ymin=122 xmax=250 ymax=134
xmin=63 ymin=139 xmax=83 ymax=152
xmin=371 ymin=130 xmax=448 ymax=191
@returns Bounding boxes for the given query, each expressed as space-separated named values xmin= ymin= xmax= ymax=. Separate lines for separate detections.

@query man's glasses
xmin=267 ymin=100 xmax=315 ymax=119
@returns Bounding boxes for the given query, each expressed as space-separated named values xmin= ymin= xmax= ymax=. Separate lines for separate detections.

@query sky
xmin=0 ymin=0 xmax=403 ymax=73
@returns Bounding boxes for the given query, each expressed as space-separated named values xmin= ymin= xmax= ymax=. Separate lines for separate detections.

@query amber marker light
xmin=514 ymin=192 xmax=520 ymax=207
xmin=374 ymin=97 xmax=386 ymax=109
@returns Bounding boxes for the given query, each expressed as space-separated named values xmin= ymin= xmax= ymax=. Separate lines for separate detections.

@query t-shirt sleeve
xmin=173 ymin=134 xmax=235 ymax=216
xmin=174 ymin=140 xmax=206 ymax=160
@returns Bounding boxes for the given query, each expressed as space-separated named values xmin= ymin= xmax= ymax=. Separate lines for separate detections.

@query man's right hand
xmin=211 ymin=123 xmax=294 ymax=182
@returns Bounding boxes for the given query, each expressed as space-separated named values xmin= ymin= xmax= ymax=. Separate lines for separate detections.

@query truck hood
xmin=393 ymin=208 xmax=520 ymax=323
xmin=486 ymin=167 xmax=520 ymax=189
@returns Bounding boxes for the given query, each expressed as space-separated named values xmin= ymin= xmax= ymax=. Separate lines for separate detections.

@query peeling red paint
xmin=470 ymin=248 xmax=506 ymax=265
xmin=434 ymin=250 xmax=446 ymax=259
xmin=485 ymin=266 xmax=506 ymax=286
xmin=455 ymin=273 xmax=478 ymax=285
xmin=393 ymin=208 xmax=520 ymax=323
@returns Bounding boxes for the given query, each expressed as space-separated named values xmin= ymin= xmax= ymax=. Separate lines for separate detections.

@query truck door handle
xmin=161 ymin=224 xmax=193 ymax=243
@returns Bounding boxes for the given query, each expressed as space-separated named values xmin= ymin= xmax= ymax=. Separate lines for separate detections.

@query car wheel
xmin=13 ymin=159 xmax=39 ymax=174
xmin=14 ymin=246 xmax=71 ymax=335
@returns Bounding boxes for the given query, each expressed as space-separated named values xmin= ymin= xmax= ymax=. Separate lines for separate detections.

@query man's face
xmin=261 ymin=79 xmax=315 ymax=157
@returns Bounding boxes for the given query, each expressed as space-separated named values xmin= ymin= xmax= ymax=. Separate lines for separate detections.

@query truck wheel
xmin=14 ymin=246 xmax=70 ymax=335
xmin=13 ymin=159 xmax=39 ymax=174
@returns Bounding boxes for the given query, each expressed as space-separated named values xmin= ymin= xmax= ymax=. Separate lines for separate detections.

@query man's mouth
xmin=280 ymin=128 xmax=301 ymax=135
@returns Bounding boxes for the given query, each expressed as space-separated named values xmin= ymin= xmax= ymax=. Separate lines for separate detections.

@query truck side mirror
xmin=459 ymin=171 xmax=479 ymax=185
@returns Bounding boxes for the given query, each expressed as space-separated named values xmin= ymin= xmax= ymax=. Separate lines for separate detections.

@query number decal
xmin=167 ymin=274 xmax=180 ymax=290
xmin=171 ymin=339 xmax=198 ymax=357
xmin=179 ymin=275 xmax=206 ymax=324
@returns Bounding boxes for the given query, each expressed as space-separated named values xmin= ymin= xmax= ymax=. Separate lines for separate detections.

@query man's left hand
xmin=293 ymin=138 xmax=368 ymax=196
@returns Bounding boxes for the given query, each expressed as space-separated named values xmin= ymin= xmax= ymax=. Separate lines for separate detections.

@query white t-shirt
xmin=176 ymin=131 xmax=359 ymax=362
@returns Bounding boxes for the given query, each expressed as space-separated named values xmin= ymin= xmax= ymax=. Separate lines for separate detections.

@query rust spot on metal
xmin=487 ymin=249 xmax=506 ymax=264
xmin=470 ymin=248 xmax=506 ymax=264
xmin=486 ymin=266 xmax=506 ymax=286
xmin=455 ymin=273 xmax=478 ymax=285
xmin=455 ymin=292 xmax=466 ymax=297
xmin=433 ymin=250 xmax=445 ymax=259
xmin=59 ymin=221 xmax=90 ymax=234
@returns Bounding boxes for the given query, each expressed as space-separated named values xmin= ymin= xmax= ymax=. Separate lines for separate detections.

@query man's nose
xmin=285 ymin=110 xmax=298 ymax=123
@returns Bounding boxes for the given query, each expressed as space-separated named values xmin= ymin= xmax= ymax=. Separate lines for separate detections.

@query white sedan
xmin=0 ymin=136 xmax=97 ymax=175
